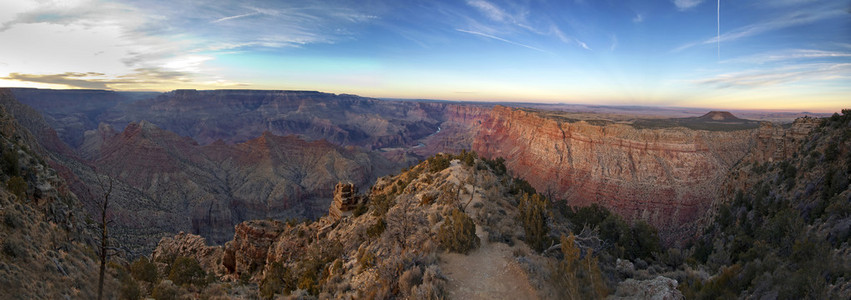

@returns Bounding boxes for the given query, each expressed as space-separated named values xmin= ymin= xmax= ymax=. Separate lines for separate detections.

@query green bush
xmin=437 ymin=208 xmax=480 ymax=254
xmin=358 ymin=247 xmax=376 ymax=269
xmin=130 ymin=256 xmax=158 ymax=284
xmin=168 ymin=256 xmax=206 ymax=287
xmin=459 ymin=149 xmax=477 ymax=167
xmin=352 ymin=202 xmax=368 ymax=217
xmin=551 ymin=234 xmax=608 ymax=299
xmin=427 ymin=154 xmax=452 ymax=173
xmin=366 ymin=218 xmax=386 ymax=239
xmin=509 ymin=177 xmax=536 ymax=196
xmin=370 ymin=193 xmax=394 ymax=217
xmin=259 ymin=262 xmax=293 ymax=299
xmin=2 ymin=239 xmax=25 ymax=258
xmin=114 ymin=264 xmax=141 ymax=300
xmin=3 ymin=210 xmax=22 ymax=229
xmin=151 ymin=281 xmax=182 ymax=300
xmin=2 ymin=149 xmax=19 ymax=177
xmin=566 ymin=204 xmax=611 ymax=229
xmin=483 ymin=157 xmax=507 ymax=176
xmin=6 ymin=176 xmax=26 ymax=200
xmin=518 ymin=193 xmax=550 ymax=252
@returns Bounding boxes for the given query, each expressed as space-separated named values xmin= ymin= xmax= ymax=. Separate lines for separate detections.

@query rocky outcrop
xmin=609 ymin=276 xmax=684 ymax=300
xmin=328 ymin=182 xmax=363 ymax=221
xmin=748 ymin=117 xmax=819 ymax=163
xmin=473 ymin=106 xmax=754 ymax=242
xmin=152 ymin=232 xmax=226 ymax=276
xmin=222 ymin=220 xmax=286 ymax=277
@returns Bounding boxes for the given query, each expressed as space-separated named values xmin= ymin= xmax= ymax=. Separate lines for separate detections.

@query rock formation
xmin=748 ymin=116 xmax=819 ymax=163
xmin=222 ymin=220 xmax=287 ymax=278
xmin=328 ymin=182 xmax=363 ymax=221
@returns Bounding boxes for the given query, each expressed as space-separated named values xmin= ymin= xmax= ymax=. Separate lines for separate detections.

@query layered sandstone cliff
xmin=473 ymin=106 xmax=755 ymax=242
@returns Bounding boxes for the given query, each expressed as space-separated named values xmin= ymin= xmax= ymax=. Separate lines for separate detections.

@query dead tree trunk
xmin=94 ymin=171 xmax=113 ymax=300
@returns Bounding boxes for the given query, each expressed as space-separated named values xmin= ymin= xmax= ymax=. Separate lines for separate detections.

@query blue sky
xmin=0 ymin=0 xmax=848 ymax=111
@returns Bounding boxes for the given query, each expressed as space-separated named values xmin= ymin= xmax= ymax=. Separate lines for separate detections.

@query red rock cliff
xmin=472 ymin=106 xmax=754 ymax=242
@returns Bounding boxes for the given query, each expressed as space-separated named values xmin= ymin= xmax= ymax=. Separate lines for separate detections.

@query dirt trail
xmin=440 ymin=226 xmax=539 ymax=300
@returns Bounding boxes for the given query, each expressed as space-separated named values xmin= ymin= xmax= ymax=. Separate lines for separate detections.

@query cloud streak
xmin=673 ymin=0 xmax=705 ymax=11
xmin=456 ymin=29 xmax=550 ymax=53
xmin=723 ymin=49 xmax=851 ymax=64
xmin=212 ymin=12 xmax=261 ymax=23
xmin=695 ymin=63 xmax=851 ymax=88
xmin=673 ymin=6 xmax=845 ymax=52
xmin=2 ymin=68 xmax=249 ymax=90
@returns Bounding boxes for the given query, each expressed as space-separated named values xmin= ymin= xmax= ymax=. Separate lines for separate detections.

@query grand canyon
xmin=2 ymin=0 xmax=849 ymax=299
xmin=1 ymin=86 xmax=848 ymax=299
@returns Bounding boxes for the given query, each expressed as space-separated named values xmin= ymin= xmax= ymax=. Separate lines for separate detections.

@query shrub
xmin=459 ymin=149 xmax=477 ymax=167
xmin=259 ymin=262 xmax=292 ymax=299
xmin=151 ymin=280 xmax=183 ymax=300
xmin=2 ymin=239 xmax=25 ymax=258
xmin=6 ymin=176 xmax=26 ymax=200
xmin=2 ymin=149 xmax=19 ymax=177
xmin=130 ymin=256 xmax=158 ymax=284
xmin=370 ymin=193 xmax=394 ymax=217
xmin=566 ymin=203 xmax=611 ymax=229
xmin=483 ymin=157 xmax=507 ymax=176
xmin=437 ymin=208 xmax=480 ymax=254
xmin=420 ymin=193 xmax=437 ymax=206
xmin=3 ymin=210 xmax=22 ymax=229
xmin=168 ymin=256 xmax=206 ymax=287
xmin=352 ymin=202 xmax=368 ymax=217
xmin=509 ymin=177 xmax=536 ymax=196
xmin=114 ymin=264 xmax=141 ymax=300
xmin=399 ymin=266 xmax=423 ymax=296
xmin=366 ymin=218 xmax=386 ymax=239
xmin=427 ymin=154 xmax=452 ymax=173
xmin=518 ymin=193 xmax=550 ymax=252
xmin=358 ymin=247 xmax=376 ymax=269
xmin=551 ymin=233 xmax=608 ymax=299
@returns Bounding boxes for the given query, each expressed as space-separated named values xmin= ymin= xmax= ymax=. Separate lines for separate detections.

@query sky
xmin=0 ymin=0 xmax=849 ymax=112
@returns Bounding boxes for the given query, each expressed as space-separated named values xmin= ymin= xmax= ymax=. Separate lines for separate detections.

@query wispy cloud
xmin=673 ymin=0 xmax=705 ymax=11
xmin=212 ymin=12 xmax=261 ymax=23
xmin=695 ymin=63 xmax=851 ymax=88
xmin=456 ymin=29 xmax=550 ymax=53
xmin=2 ymin=68 xmax=248 ymax=90
xmin=673 ymin=6 xmax=845 ymax=52
xmin=466 ymin=0 xmax=510 ymax=22
xmin=632 ymin=14 xmax=644 ymax=23
xmin=610 ymin=34 xmax=618 ymax=51
xmin=723 ymin=49 xmax=851 ymax=64
xmin=0 ymin=0 xmax=384 ymax=90
xmin=3 ymin=72 xmax=115 ymax=89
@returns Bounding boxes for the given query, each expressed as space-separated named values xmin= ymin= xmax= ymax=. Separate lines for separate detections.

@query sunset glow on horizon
xmin=1 ymin=0 xmax=849 ymax=112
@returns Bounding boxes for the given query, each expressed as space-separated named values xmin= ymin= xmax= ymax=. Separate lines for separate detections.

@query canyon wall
xmin=473 ymin=106 xmax=755 ymax=242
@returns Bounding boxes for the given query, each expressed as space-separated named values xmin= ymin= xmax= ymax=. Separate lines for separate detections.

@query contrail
xmin=717 ymin=0 xmax=720 ymax=60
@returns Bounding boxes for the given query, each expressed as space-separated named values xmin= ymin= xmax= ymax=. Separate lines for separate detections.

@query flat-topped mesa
xmin=328 ymin=182 xmax=364 ymax=221
xmin=698 ymin=111 xmax=740 ymax=121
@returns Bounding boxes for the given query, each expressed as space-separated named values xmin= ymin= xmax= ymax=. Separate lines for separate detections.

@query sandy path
xmin=440 ymin=226 xmax=539 ymax=300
